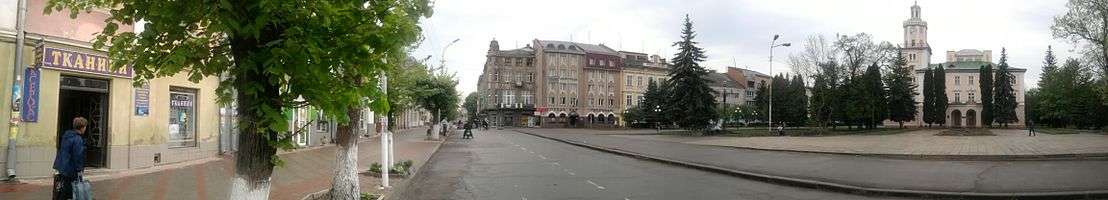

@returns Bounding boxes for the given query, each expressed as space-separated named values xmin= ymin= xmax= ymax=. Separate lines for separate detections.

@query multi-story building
xmin=579 ymin=43 xmax=622 ymax=127
xmin=476 ymin=39 xmax=537 ymax=127
xmin=725 ymin=67 xmax=772 ymax=105
xmin=0 ymin=0 xmax=226 ymax=178
xmin=617 ymin=51 xmax=668 ymax=123
xmin=901 ymin=3 xmax=1026 ymax=127
xmin=706 ymin=72 xmax=744 ymax=106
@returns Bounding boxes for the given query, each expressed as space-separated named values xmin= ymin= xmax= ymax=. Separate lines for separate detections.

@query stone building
xmin=706 ymin=72 xmax=744 ymax=106
xmin=617 ymin=51 xmax=668 ymax=125
xmin=476 ymin=39 xmax=537 ymax=127
xmin=900 ymin=3 xmax=1026 ymax=127
xmin=725 ymin=67 xmax=771 ymax=105
xmin=579 ymin=43 xmax=621 ymax=127
xmin=0 ymin=0 xmax=225 ymax=178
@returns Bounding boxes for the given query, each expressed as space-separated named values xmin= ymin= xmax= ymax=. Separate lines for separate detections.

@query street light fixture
xmin=768 ymin=34 xmax=790 ymax=133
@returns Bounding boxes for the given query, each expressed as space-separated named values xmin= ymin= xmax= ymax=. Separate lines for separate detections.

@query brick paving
xmin=0 ymin=128 xmax=442 ymax=200
xmin=603 ymin=129 xmax=1108 ymax=156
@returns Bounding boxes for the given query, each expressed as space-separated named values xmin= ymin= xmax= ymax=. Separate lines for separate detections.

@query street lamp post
xmin=768 ymin=35 xmax=790 ymax=133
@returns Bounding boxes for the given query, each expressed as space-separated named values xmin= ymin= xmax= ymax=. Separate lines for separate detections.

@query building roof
xmin=497 ymin=46 xmax=534 ymax=57
xmin=535 ymin=40 xmax=619 ymax=55
xmin=706 ymin=73 xmax=742 ymax=88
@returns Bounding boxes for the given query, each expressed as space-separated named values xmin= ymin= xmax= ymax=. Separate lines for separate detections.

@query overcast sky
xmin=412 ymin=0 xmax=1079 ymax=95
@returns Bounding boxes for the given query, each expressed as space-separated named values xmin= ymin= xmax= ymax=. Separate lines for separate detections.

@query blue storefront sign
xmin=21 ymin=68 xmax=40 ymax=122
xmin=134 ymin=83 xmax=150 ymax=116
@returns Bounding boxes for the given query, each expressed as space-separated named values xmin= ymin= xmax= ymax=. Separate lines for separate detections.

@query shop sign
xmin=134 ymin=83 xmax=150 ymax=116
xmin=40 ymin=47 xmax=132 ymax=78
xmin=21 ymin=68 xmax=40 ymax=122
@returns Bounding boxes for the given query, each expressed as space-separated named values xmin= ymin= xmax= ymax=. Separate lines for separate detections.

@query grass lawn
xmin=1036 ymin=128 xmax=1107 ymax=135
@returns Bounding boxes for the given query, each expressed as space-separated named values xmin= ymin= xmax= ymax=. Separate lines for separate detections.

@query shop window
xmin=169 ymin=87 xmax=199 ymax=148
xmin=316 ymin=111 xmax=329 ymax=132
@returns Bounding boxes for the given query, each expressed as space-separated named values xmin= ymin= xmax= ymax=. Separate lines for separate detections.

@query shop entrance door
xmin=57 ymin=76 xmax=110 ymax=168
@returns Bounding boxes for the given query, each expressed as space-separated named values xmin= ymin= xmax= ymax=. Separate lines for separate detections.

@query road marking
xmin=552 ymin=162 xmax=560 ymax=166
xmin=521 ymin=147 xmax=528 ymax=150
xmin=565 ymin=169 xmax=576 ymax=176
xmin=538 ymin=155 xmax=548 ymax=160
xmin=586 ymin=180 xmax=606 ymax=190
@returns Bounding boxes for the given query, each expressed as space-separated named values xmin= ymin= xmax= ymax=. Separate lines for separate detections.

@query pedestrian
xmin=53 ymin=117 xmax=88 ymax=200
xmin=777 ymin=124 xmax=784 ymax=136
xmin=1028 ymin=121 xmax=1036 ymax=136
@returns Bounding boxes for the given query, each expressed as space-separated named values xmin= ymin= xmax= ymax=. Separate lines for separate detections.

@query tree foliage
xmin=463 ymin=92 xmax=479 ymax=120
xmin=932 ymin=65 xmax=949 ymax=126
xmin=885 ymin=50 xmax=917 ymax=128
xmin=1052 ymin=0 xmax=1108 ymax=78
xmin=993 ymin=49 xmax=1019 ymax=126
xmin=665 ymin=15 xmax=718 ymax=131
xmin=415 ymin=73 xmax=461 ymax=123
xmin=44 ymin=0 xmax=432 ymax=198
xmin=1034 ymin=57 xmax=1108 ymax=129
xmin=388 ymin=57 xmax=433 ymax=129
xmin=979 ymin=64 xmax=995 ymax=127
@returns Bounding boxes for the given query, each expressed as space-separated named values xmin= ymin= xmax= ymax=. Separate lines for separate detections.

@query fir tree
xmin=885 ymin=50 xmax=917 ymax=128
xmin=993 ymin=48 xmax=1019 ymax=127
xmin=665 ymin=15 xmax=718 ymax=132
xmin=788 ymin=74 xmax=809 ymax=126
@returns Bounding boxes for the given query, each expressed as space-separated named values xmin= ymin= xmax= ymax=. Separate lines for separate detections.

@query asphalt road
xmin=397 ymin=129 xmax=907 ymax=200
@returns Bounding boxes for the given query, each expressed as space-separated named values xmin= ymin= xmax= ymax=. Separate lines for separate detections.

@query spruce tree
xmin=993 ymin=48 xmax=1019 ymax=127
xmin=885 ymin=51 xmax=917 ymax=128
xmin=665 ymin=15 xmax=718 ymax=131
xmin=789 ymin=74 xmax=809 ymax=126
xmin=933 ymin=64 xmax=949 ymax=126
xmin=753 ymin=81 xmax=769 ymax=122
xmin=770 ymin=74 xmax=790 ymax=126
xmin=861 ymin=63 xmax=887 ymax=129
xmin=922 ymin=68 xmax=935 ymax=126
xmin=979 ymin=64 xmax=995 ymax=127
xmin=642 ymin=81 xmax=670 ymax=125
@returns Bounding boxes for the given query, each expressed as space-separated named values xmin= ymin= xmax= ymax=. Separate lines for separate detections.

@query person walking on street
xmin=1028 ymin=121 xmax=1036 ymax=136
xmin=53 ymin=117 xmax=88 ymax=200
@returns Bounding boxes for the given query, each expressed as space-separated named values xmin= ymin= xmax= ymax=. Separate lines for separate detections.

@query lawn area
xmin=719 ymin=127 xmax=918 ymax=137
xmin=1036 ymin=128 xmax=1107 ymax=135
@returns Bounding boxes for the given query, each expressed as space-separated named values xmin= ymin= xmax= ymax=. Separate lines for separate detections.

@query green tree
xmin=1036 ymin=58 xmax=1108 ymax=129
xmin=388 ymin=57 xmax=433 ymax=130
xmin=809 ymin=60 xmax=841 ymax=129
xmin=44 ymin=0 xmax=432 ymax=198
xmin=665 ymin=15 xmax=718 ymax=132
xmin=861 ymin=63 xmax=887 ymax=129
xmin=770 ymin=74 xmax=790 ymax=126
xmin=787 ymin=74 xmax=809 ymax=126
xmin=753 ymin=81 xmax=770 ymax=122
xmin=463 ymin=92 xmax=480 ymax=120
xmin=993 ymin=49 xmax=1019 ymax=127
xmin=885 ymin=50 xmax=917 ymax=128
xmin=933 ymin=65 xmax=949 ymax=126
xmin=643 ymin=80 xmax=671 ymax=125
xmin=979 ymin=64 xmax=995 ymax=127
xmin=1051 ymin=0 xmax=1108 ymax=79
xmin=922 ymin=68 xmax=936 ymax=126
xmin=416 ymin=73 xmax=461 ymax=138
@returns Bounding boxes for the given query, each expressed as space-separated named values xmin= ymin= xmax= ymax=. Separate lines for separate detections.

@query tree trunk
xmin=228 ymin=68 xmax=280 ymax=200
xmin=328 ymin=108 xmax=361 ymax=199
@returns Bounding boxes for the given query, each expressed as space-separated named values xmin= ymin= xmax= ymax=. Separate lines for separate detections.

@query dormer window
xmin=546 ymin=44 xmax=554 ymax=49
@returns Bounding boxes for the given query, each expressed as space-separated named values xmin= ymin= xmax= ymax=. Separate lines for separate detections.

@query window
xmin=955 ymin=76 xmax=960 ymax=85
xmin=528 ymin=73 xmax=534 ymax=82
xmin=561 ymin=97 xmax=566 ymax=105
xmin=954 ymin=92 xmax=961 ymax=103
xmin=626 ymin=75 xmax=632 ymax=86
xmin=638 ymin=76 xmax=644 ymax=86
xmin=169 ymin=87 xmax=199 ymax=148
xmin=968 ymin=76 xmax=974 ymax=85
xmin=590 ymin=59 xmax=596 ymax=66
xmin=969 ymin=92 xmax=975 ymax=102
xmin=626 ymin=95 xmax=632 ymax=106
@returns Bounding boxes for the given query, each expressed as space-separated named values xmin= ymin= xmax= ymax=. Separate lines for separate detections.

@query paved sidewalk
xmin=516 ymin=128 xmax=1108 ymax=197
xmin=0 ymin=128 xmax=443 ymax=200
xmin=594 ymin=128 xmax=1108 ymax=158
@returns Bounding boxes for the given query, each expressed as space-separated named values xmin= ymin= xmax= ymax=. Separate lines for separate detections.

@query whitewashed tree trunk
xmin=328 ymin=109 xmax=361 ymax=199
xmin=229 ymin=175 xmax=272 ymax=200
xmin=227 ymin=70 xmax=279 ymax=200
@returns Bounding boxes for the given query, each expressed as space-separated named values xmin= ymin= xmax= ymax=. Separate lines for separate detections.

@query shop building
xmin=0 ymin=0 xmax=225 ymax=178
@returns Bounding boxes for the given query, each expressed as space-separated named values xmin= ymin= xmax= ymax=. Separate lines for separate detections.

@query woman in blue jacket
xmin=52 ymin=117 xmax=87 ymax=200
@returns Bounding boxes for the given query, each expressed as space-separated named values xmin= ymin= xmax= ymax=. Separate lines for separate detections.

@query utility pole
xmin=5 ymin=0 xmax=29 ymax=180
xmin=768 ymin=35 xmax=790 ymax=133
xmin=379 ymin=74 xmax=393 ymax=189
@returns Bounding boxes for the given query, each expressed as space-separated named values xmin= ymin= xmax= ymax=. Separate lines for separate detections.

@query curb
xmin=513 ymin=129 xmax=1108 ymax=199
